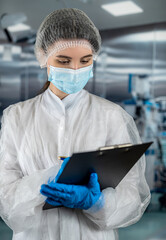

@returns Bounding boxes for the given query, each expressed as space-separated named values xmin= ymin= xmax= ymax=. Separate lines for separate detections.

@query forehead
xmin=53 ymin=46 xmax=93 ymax=58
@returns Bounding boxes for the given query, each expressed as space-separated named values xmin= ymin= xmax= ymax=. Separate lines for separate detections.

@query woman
xmin=0 ymin=8 xmax=151 ymax=240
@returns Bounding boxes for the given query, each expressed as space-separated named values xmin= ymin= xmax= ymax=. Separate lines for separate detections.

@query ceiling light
xmin=8 ymin=23 xmax=31 ymax=32
xmin=101 ymin=1 xmax=143 ymax=16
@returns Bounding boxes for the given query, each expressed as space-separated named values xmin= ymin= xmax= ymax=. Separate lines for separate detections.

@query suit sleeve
xmin=82 ymin=109 xmax=151 ymax=230
xmin=0 ymin=106 xmax=60 ymax=233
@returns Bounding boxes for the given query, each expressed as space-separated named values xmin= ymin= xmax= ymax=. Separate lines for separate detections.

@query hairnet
xmin=34 ymin=8 xmax=101 ymax=68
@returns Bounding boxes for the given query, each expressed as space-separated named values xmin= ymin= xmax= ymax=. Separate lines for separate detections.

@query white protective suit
xmin=0 ymin=87 xmax=151 ymax=240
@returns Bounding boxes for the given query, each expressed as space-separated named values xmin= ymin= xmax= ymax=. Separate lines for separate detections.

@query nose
xmin=71 ymin=63 xmax=80 ymax=70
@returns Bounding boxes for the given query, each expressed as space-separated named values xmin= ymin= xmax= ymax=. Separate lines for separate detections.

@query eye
xmin=81 ymin=60 xmax=90 ymax=64
xmin=56 ymin=60 xmax=70 ymax=64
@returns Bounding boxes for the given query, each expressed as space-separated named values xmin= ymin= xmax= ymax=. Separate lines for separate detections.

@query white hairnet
xmin=34 ymin=8 xmax=101 ymax=68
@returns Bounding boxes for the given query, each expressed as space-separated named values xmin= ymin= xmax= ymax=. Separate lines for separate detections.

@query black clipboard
xmin=43 ymin=141 xmax=153 ymax=210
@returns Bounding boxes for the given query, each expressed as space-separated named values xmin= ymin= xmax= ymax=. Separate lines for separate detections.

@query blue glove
xmin=40 ymin=157 xmax=71 ymax=207
xmin=48 ymin=156 xmax=71 ymax=184
xmin=40 ymin=172 xmax=102 ymax=210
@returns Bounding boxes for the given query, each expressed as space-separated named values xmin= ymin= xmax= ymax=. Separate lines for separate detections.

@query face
xmin=46 ymin=46 xmax=93 ymax=76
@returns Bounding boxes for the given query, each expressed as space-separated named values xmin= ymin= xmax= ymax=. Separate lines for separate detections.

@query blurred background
xmin=0 ymin=0 xmax=166 ymax=239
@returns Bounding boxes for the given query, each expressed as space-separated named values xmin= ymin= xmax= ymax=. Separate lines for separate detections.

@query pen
xmin=58 ymin=156 xmax=68 ymax=161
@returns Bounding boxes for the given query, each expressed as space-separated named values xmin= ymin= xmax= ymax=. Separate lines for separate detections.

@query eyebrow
xmin=56 ymin=54 xmax=93 ymax=59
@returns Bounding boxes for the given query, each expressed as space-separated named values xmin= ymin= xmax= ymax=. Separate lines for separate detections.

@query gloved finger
xmin=46 ymin=197 xmax=63 ymax=207
xmin=41 ymin=183 xmax=71 ymax=197
xmin=53 ymin=157 xmax=71 ymax=183
xmin=40 ymin=187 xmax=54 ymax=198
xmin=88 ymin=173 xmax=99 ymax=188
xmin=40 ymin=187 xmax=53 ymax=198
xmin=41 ymin=190 xmax=65 ymax=203
xmin=40 ymin=186 xmax=71 ymax=200
xmin=47 ymin=182 xmax=73 ymax=193
xmin=42 ymin=182 xmax=71 ymax=193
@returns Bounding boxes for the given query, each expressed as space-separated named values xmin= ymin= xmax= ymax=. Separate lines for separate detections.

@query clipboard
xmin=43 ymin=141 xmax=153 ymax=210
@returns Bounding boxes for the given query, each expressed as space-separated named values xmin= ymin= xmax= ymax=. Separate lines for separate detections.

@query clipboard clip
xmin=99 ymin=143 xmax=132 ymax=151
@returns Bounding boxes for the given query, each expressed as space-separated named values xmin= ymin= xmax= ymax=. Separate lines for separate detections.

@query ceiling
xmin=0 ymin=0 xmax=166 ymax=32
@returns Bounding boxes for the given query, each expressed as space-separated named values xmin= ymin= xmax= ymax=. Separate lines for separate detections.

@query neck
xmin=49 ymin=83 xmax=69 ymax=100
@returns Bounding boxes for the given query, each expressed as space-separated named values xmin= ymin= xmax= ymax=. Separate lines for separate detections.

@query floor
xmin=0 ymin=218 xmax=12 ymax=240
xmin=0 ymin=194 xmax=166 ymax=240
xmin=118 ymin=193 xmax=166 ymax=240
xmin=119 ymin=211 xmax=166 ymax=240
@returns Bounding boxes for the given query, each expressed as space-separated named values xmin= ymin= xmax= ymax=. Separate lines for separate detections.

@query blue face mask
xmin=48 ymin=64 xmax=93 ymax=94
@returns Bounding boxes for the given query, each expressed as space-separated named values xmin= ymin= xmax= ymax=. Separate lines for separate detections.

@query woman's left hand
xmin=40 ymin=173 xmax=101 ymax=210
